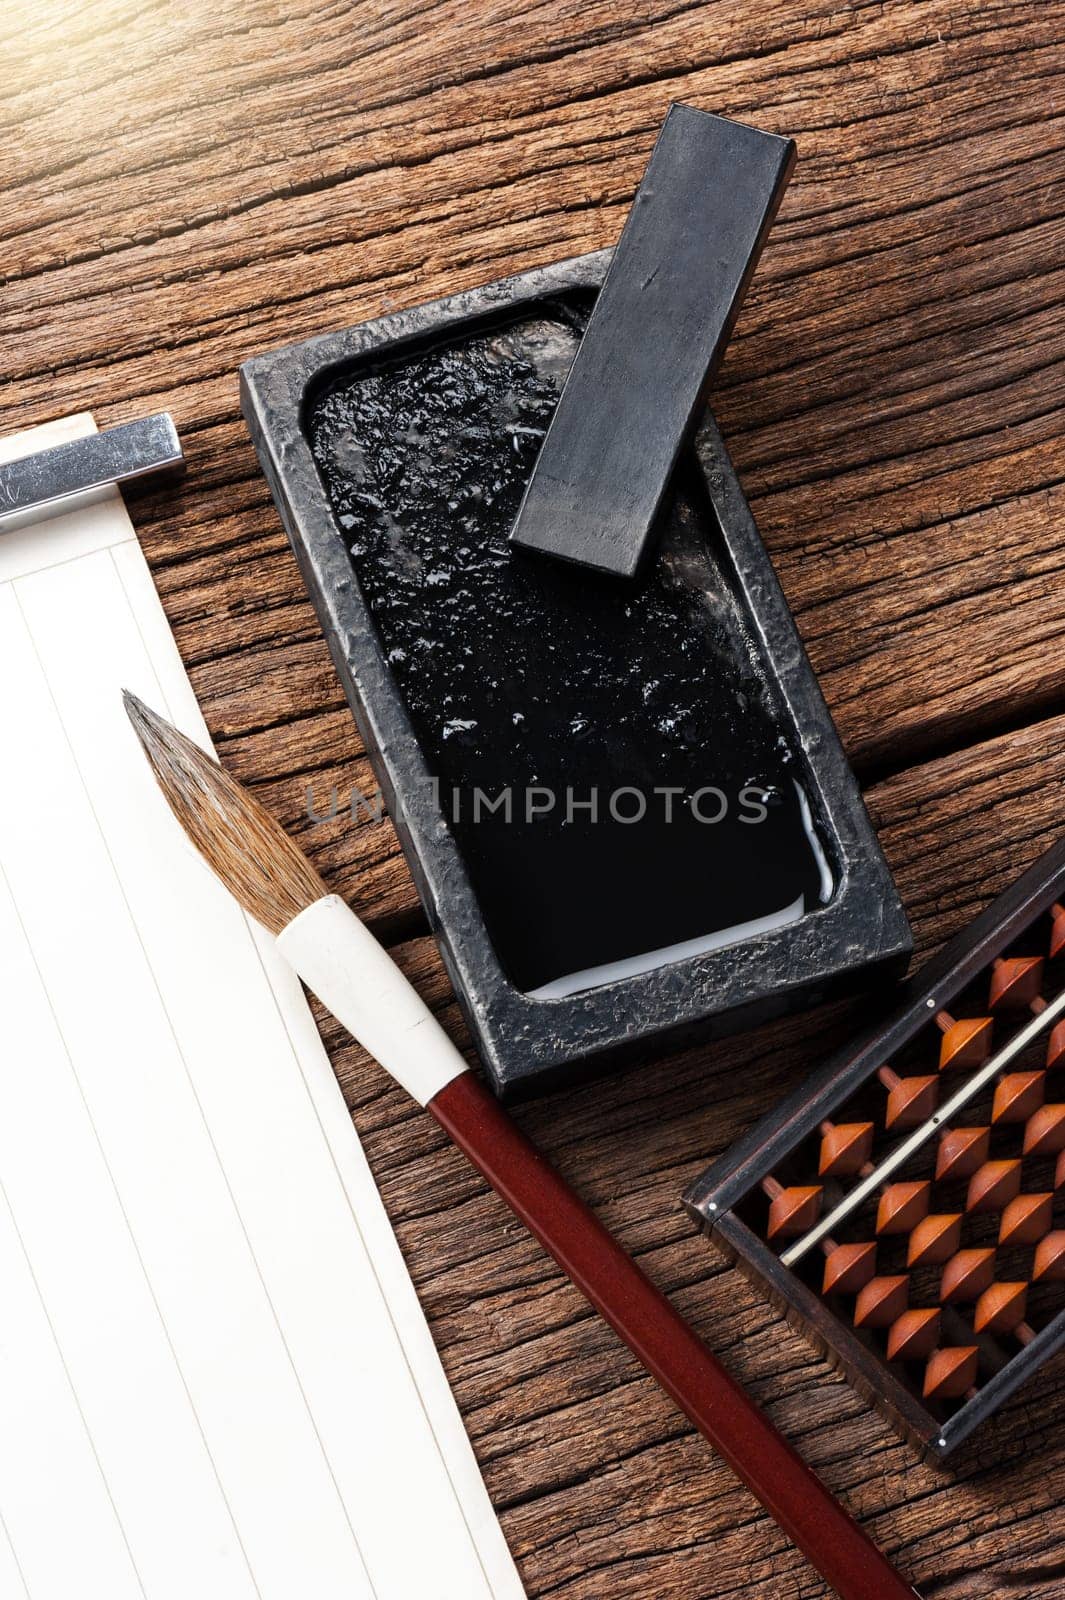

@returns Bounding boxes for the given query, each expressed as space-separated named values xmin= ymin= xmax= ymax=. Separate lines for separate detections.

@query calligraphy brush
xmin=123 ymin=692 xmax=919 ymax=1600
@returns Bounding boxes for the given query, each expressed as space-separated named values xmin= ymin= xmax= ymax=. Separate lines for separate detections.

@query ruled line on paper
xmin=20 ymin=558 xmax=379 ymax=1600
xmin=0 ymin=595 xmax=262 ymax=1600
xmin=0 ymin=1160 xmax=148 ymax=1600
xmin=0 ymin=1507 xmax=30 ymax=1600
xmin=0 ymin=415 xmax=525 ymax=1600
xmin=108 ymin=548 xmax=387 ymax=1590
xmin=6 ymin=569 xmax=375 ymax=1600
xmin=109 ymin=534 xmax=514 ymax=1600
xmin=0 ymin=850 xmax=257 ymax=1600
xmin=2 ymin=587 xmax=274 ymax=1596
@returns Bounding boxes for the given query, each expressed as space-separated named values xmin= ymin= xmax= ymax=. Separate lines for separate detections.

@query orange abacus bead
xmin=966 ymin=1159 xmax=1022 ymax=1215
xmin=822 ymin=1240 xmax=878 ymax=1296
xmin=1023 ymin=1103 xmax=1065 ymax=1156
xmin=940 ymin=1248 xmax=996 ymax=1304
xmin=854 ymin=1275 xmax=909 ymax=1329
xmin=998 ymin=1192 xmax=1054 ymax=1249
xmin=876 ymin=1181 xmax=930 ymax=1236
xmin=936 ymin=1125 xmax=990 ymax=1181
xmin=991 ymin=1071 xmax=1045 ymax=1125
xmin=923 ymin=1345 xmax=979 ymax=1401
xmin=1033 ymin=1231 xmax=1065 ymax=1282
xmin=887 ymin=1308 xmax=941 ymax=1362
xmin=764 ymin=1179 xmax=823 ymax=1241
xmin=989 ymin=956 xmax=1044 ymax=1009
xmin=907 ymin=1213 xmax=963 ymax=1269
xmin=974 ymin=1282 xmax=1028 ymax=1336
xmin=936 ymin=1013 xmax=993 ymax=1073
xmin=878 ymin=1067 xmax=938 ymax=1130
xmin=818 ymin=1120 xmax=875 ymax=1178
xmin=1057 ymin=1149 xmax=1065 ymax=1191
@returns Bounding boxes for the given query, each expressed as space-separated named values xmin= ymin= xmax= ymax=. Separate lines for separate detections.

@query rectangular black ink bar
xmin=508 ymin=105 xmax=795 ymax=578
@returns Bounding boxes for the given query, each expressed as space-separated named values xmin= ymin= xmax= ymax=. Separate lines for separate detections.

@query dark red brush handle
xmin=430 ymin=1072 xmax=919 ymax=1600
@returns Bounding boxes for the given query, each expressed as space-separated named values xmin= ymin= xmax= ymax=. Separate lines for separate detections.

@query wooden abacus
xmin=685 ymin=837 xmax=1065 ymax=1462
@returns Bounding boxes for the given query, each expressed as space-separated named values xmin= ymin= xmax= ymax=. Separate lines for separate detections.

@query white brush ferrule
xmin=276 ymin=895 xmax=468 ymax=1106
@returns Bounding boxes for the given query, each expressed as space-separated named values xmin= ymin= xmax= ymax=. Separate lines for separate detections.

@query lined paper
xmin=0 ymin=416 xmax=524 ymax=1600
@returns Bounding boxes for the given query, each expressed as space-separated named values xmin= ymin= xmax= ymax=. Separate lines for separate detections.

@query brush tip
xmin=121 ymin=689 xmax=328 ymax=936
xmin=122 ymin=688 xmax=213 ymax=781
xmin=122 ymin=688 xmax=165 ymax=748
xmin=122 ymin=688 xmax=164 ymax=737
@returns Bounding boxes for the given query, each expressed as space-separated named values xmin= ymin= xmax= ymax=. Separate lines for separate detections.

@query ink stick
xmin=508 ymin=105 xmax=795 ymax=578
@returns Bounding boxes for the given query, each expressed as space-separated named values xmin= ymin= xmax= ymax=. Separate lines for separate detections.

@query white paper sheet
xmin=0 ymin=415 xmax=525 ymax=1600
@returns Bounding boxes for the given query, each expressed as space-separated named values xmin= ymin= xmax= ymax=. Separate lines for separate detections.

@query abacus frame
xmin=684 ymin=836 xmax=1065 ymax=1463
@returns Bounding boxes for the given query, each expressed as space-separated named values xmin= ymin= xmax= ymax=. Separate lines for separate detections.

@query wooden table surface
xmin=7 ymin=3 xmax=1065 ymax=1594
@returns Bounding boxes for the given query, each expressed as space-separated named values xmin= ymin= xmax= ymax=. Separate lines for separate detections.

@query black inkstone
xmin=241 ymin=252 xmax=911 ymax=1099
xmin=308 ymin=311 xmax=828 ymax=996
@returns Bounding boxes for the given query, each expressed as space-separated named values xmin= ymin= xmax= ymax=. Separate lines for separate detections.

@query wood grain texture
xmin=6 ymin=2 xmax=1063 ymax=1594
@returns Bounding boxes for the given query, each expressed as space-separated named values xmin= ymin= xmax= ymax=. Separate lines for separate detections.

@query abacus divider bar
xmin=430 ymin=1072 xmax=920 ymax=1600
xmin=782 ymin=987 xmax=1065 ymax=1268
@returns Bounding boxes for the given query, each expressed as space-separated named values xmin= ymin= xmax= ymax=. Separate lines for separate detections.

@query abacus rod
xmin=782 ymin=987 xmax=1065 ymax=1267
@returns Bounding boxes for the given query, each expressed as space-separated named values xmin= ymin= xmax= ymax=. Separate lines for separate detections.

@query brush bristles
xmin=123 ymin=692 xmax=328 ymax=936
